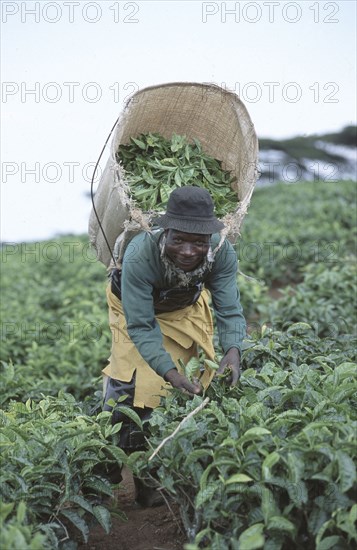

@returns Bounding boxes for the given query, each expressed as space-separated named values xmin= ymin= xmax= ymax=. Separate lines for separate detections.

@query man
xmin=102 ymin=186 xmax=246 ymax=504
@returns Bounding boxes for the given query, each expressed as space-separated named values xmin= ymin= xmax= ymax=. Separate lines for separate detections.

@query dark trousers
xmin=102 ymin=372 xmax=153 ymax=451
xmin=102 ymin=373 xmax=164 ymax=505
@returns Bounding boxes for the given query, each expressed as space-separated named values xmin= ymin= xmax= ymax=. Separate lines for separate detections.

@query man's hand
xmin=216 ymin=348 xmax=241 ymax=386
xmin=164 ymin=369 xmax=202 ymax=395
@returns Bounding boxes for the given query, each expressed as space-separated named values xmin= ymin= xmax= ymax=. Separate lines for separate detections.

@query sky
xmin=1 ymin=0 xmax=356 ymax=243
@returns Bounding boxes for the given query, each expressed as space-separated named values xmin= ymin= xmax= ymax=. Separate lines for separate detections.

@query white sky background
xmin=1 ymin=0 xmax=356 ymax=243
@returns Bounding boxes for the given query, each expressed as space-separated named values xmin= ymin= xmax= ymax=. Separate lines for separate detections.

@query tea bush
xmin=263 ymin=258 xmax=357 ymax=339
xmin=0 ymin=501 xmax=47 ymax=550
xmin=0 ymin=392 xmax=126 ymax=548
xmin=0 ymin=235 xmax=110 ymax=402
xmin=237 ymin=180 xmax=356 ymax=285
xmin=0 ymin=392 xmax=126 ymax=550
xmin=131 ymin=328 xmax=357 ymax=549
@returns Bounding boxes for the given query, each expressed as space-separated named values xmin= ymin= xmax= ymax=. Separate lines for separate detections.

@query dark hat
xmin=154 ymin=186 xmax=225 ymax=234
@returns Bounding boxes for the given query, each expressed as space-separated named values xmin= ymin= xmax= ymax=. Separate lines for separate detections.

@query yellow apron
xmin=102 ymin=283 xmax=216 ymax=409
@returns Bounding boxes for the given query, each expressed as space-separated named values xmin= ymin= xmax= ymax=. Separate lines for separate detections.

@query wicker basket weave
xmin=89 ymin=82 xmax=259 ymax=267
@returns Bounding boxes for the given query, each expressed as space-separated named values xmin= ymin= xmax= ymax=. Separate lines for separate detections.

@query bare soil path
xmin=78 ymin=467 xmax=186 ymax=550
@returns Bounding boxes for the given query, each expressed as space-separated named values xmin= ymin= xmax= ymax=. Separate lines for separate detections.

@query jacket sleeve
xmin=120 ymin=237 xmax=177 ymax=379
xmin=206 ymin=240 xmax=246 ymax=355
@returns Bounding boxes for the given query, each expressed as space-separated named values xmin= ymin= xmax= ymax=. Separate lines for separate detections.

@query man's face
xmin=164 ymin=229 xmax=210 ymax=272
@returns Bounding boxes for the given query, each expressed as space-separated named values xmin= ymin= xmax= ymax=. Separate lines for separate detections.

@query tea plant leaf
xmin=199 ymin=463 xmax=214 ymax=491
xmin=112 ymin=406 xmax=143 ymax=429
xmin=262 ymin=534 xmax=284 ymax=550
xmin=336 ymin=450 xmax=356 ymax=492
xmin=333 ymin=507 xmax=357 ymax=540
xmin=261 ymin=487 xmax=279 ymax=523
xmin=210 ymin=402 xmax=228 ymax=427
xmin=238 ymin=523 xmax=265 ymax=550
xmin=286 ymin=322 xmax=312 ymax=333
xmin=159 ymin=183 xmax=172 ymax=203
xmin=67 ymin=495 xmax=93 ymax=514
xmin=96 ymin=411 xmax=113 ymax=420
xmin=16 ymin=501 xmax=26 ymax=523
xmin=204 ymin=359 xmax=220 ymax=370
xmin=102 ymin=445 xmax=127 ymax=464
xmin=130 ymin=137 xmax=146 ymax=150
xmin=248 ymin=427 xmax=272 ymax=436
xmin=104 ymin=423 xmax=122 ymax=438
xmin=73 ymin=441 xmax=105 ymax=456
xmin=184 ymin=357 xmax=201 ymax=381
xmin=60 ymin=509 xmax=89 ymax=542
xmin=315 ymin=519 xmax=336 ymax=546
xmin=286 ymin=480 xmax=308 ymax=506
xmin=174 ymin=169 xmax=182 ymax=187
xmin=286 ymin=452 xmax=304 ymax=484
xmin=245 ymin=402 xmax=265 ymax=419
xmin=267 ymin=515 xmax=295 ymax=534
xmin=225 ymin=473 xmax=253 ymax=484
xmin=334 ymin=362 xmax=357 ymax=380
xmin=316 ymin=536 xmax=345 ymax=550
xmin=195 ymin=481 xmax=222 ymax=508
xmin=184 ymin=449 xmax=212 ymax=467
xmin=83 ymin=478 xmax=113 ymax=497
xmin=262 ymin=452 xmax=280 ymax=480
xmin=92 ymin=505 xmax=111 ymax=533
xmin=349 ymin=504 xmax=357 ymax=524
xmin=0 ymin=501 xmax=15 ymax=522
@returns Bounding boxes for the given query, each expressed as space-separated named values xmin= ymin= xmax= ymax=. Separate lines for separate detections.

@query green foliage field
xmin=133 ymin=355 xmax=356 ymax=549
xmin=1 ymin=180 xmax=356 ymax=548
xmin=237 ymin=179 xmax=356 ymax=285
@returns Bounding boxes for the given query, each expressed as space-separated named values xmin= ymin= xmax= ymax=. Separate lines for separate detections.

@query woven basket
xmin=89 ymin=82 xmax=259 ymax=267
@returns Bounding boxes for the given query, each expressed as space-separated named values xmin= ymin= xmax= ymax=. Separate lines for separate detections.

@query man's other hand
xmin=216 ymin=348 xmax=241 ymax=386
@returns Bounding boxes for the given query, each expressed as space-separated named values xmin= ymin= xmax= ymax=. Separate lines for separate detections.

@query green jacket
xmin=120 ymin=230 xmax=246 ymax=378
